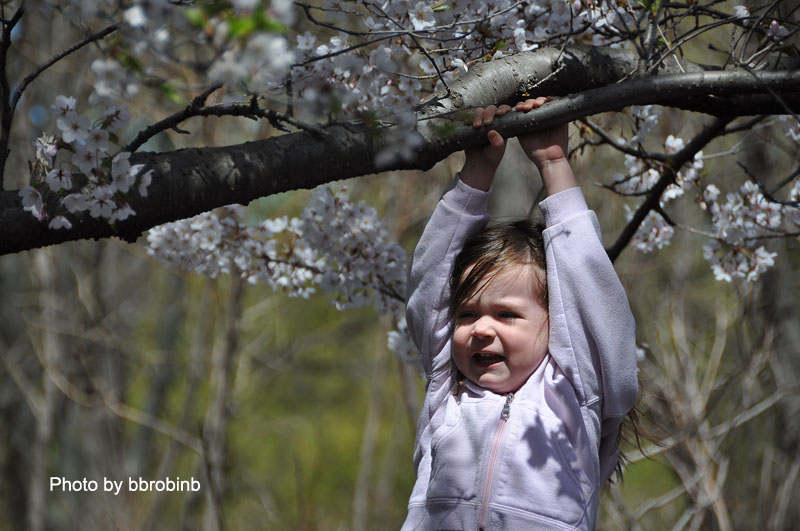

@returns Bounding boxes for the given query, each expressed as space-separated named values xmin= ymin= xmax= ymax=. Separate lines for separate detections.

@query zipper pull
xmin=501 ymin=392 xmax=515 ymax=420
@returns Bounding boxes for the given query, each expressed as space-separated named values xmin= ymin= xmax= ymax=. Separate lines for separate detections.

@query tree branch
xmin=2 ymin=46 xmax=799 ymax=256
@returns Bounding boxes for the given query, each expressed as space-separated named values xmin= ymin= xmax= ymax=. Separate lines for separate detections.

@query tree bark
xmin=1 ymin=46 xmax=798 ymax=255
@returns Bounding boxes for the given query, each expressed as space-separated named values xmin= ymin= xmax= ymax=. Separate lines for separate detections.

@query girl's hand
xmin=459 ymin=104 xmax=513 ymax=191
xmin=515 ymin=97 xmax=569 ymax=170
xmin=515 ymin=97 xmax=576 ymax=196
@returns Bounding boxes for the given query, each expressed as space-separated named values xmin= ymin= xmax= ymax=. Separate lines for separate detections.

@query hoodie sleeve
xmin=539 ymin=187 xmax=638 ymax=477
xmin=405 ymin=177 xmax=490 ymax=378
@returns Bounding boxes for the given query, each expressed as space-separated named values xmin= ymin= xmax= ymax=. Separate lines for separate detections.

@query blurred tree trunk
xmin=203 ymin=276 xmax=244 ymax=531
xmin=352 ymin=334 xmax=389 ymax=531
xmin=759 ymin=242 xmax=800 ymax=530
xmin=130 ymin=274 xmax=183 ymax=474
xmin=147 ymin=279 xmax=213 ymax=530
xmin=27 ymin=249 xmax=61 ymax=531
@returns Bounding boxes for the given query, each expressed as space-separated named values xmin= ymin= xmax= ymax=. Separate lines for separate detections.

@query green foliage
xmin=640 ymin=0 xmax=661 ymax=16
xmin=185 ymin=1 xmax=286 ymax=39
xmin=160 ymin=82 xmax=187 ymax=106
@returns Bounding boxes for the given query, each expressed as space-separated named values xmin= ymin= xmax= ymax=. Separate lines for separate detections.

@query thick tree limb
xmin=1 ymin=45 xmax=799 ymax=256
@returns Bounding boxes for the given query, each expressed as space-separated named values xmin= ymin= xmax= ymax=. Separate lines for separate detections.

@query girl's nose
xmin=471 ymin=316 xmax=496 ymax=339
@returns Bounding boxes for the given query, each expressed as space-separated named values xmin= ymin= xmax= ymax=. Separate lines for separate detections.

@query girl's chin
xmin=475 ymin=372 xmax=515 ymax=393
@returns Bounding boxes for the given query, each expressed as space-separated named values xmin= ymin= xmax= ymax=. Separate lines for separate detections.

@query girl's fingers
xmin=473 ymin=104 xmax=507 ymax=127
xmin=483 ymin=105 xmax=497 ymax=125
xmin=472 ymin=103 xmax=513 ymax=128
xmin=487 ymin=129 xmax=505 ymax=148
xmin=473 ymin=107 xmax=485 ymax=128
xmin=515 ymin=97 xmax=551 ymax=111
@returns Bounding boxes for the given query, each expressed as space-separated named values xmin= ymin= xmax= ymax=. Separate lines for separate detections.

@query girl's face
xmin=452 ymin=264 xmax=549 ymax=394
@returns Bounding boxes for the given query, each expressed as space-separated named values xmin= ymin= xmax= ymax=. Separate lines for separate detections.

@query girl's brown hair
xmin=449 ymin=217 xmax=548 ymax=315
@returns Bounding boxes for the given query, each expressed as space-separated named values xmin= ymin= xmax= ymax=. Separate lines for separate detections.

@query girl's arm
xmin=405 ymin=179 xmax=490 ymax=377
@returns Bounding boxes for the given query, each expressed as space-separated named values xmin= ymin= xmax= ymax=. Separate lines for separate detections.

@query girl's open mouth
xmin=473 ymin=352 xmax=505 ymax=367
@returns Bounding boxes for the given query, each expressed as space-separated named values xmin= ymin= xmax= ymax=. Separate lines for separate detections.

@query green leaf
xmin=253 ymin=10 xmax=287 ymax=33
xmin=432 ymin=119 xmax=457 ymax=139
xmin=228 ymin=16 xmax=258 ymax=38
xmin=639 ymin=0 xmax=660 ymax=14
xmin=161 ymin=84 xmax=186 ymax=106
xmin=228 ymin=10 xmax=286 ymax=39
xmin=184 ymin=7 xmax=206 ymax=28
xmin=116 ymin=52 xmax=144 ymax=76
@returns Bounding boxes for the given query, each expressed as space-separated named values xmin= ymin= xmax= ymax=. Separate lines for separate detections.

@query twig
xmin=10 ymin=23 xmax=120 ymax=114
xmin=0 ymin=5 xmax=23 ymax=185
xmin=580 ymin=118 xmax=668 ymax=161
xmin=366 ymin=1 xmax=450 ymax=93
xmin=123 ymin=86 xmax=327 ymax=153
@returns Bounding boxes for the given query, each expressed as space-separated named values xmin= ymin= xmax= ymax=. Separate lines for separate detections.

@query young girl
xmin=402 ymin=99 xmax=638 ymax=530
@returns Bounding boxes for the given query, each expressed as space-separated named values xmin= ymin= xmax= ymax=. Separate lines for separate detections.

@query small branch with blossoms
xmin=606 ymin=117 xmax=733 ymax=262
xmin=18 ymin=95 xmax=152 ymax=231
xmin=0 ymin=19 xmax=120 ymax=189
xmin=736 ymin=162 xmax=800 ymax=208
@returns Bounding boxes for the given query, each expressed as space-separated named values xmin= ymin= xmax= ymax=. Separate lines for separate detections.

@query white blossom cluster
xmin=147 ymin=184 xmax=412 ymax=357
xmin=147 ymin=204 xmax=323 ymax=295
xmin=19 ymin=95 xmax=152 ymax=230
xmin=614 ymin=112 xmax=705 ymax=253
xmin=700 ymin=180 xmax=798 ymax=282
xmin=297 ymin=186 xmax=407 ymax=315
xmin=273 ymin=0 xmax=658 ymax=167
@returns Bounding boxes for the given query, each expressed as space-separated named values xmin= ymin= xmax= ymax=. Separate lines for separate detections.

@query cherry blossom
xmin=700 ymin=180 xmax=795 ymax=282
xmin=57 ymin=111 xmax=90 ymax=143
xmin=410 ymin=2 xmax=436 ymax=31
xmin=20 ymin=186 xmax=44 ymax=220
xmin=63 ymin=193 xmax=89 ymax=214
xmin=89 ymin=185 xmax=117 ymax=218
xmin=48 ymin=216 xmax=73 ymax=230
xmin=768 ymin=20 xmax=790 ymax=39
xmin=625 ymin=207 xmax=675 ymax=253
xmin=46 ymin=168 xmax=72 ymax=192
xmin=103 ymin=105 xmax=130 ymax=133
xmin=148 ymin=184 xmax=407 ymax=324
xmin=50 ymin=95 xmax=76 ymax=118
xmin=733 ymin=6 xmax=750 ymax=18
xmin=12 ymin=0 xmax=798 ymax=352
xmin=72 ymin=146 xmax=99 ymax=175
xmin=85 ymin=128 xmax=110 ymax=152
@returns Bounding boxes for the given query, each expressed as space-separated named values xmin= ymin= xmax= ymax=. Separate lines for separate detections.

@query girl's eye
xmin=457 ymin=310 xmax=477 ymax=320
xmin=499 ymin=311 xmax=518 ymax=319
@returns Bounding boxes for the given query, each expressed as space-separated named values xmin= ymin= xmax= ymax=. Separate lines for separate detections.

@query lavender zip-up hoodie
xmin=402 ymin=178 xmax=638 ymax=530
